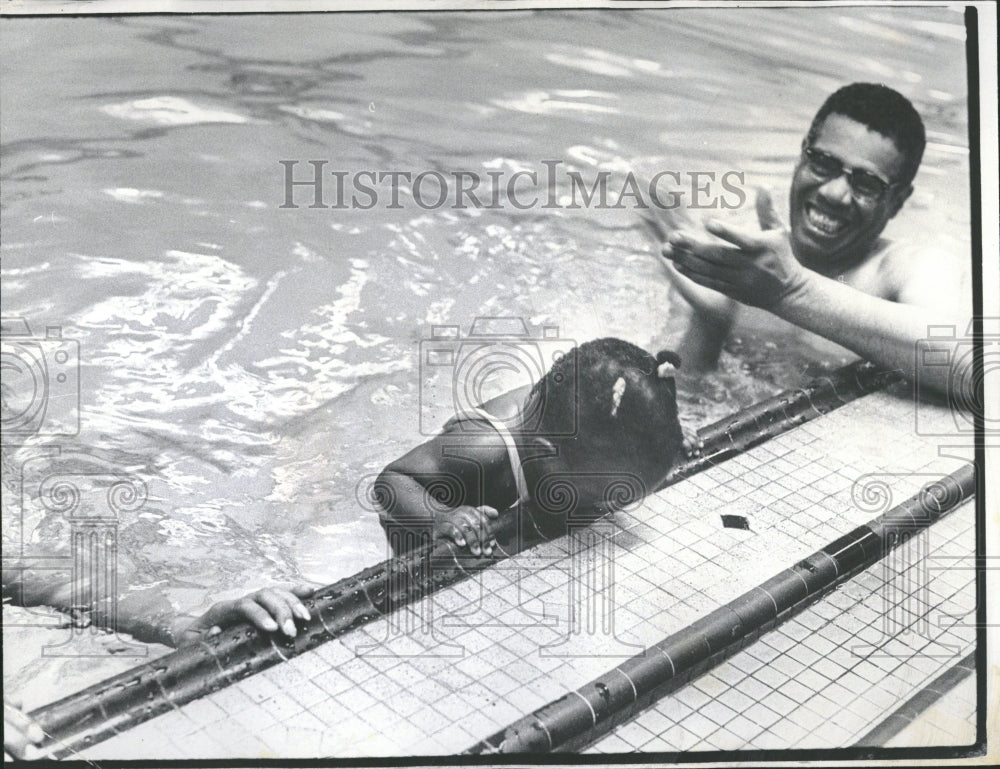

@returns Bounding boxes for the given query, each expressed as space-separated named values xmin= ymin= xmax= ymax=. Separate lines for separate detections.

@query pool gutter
xmin=28 ymin=360 xmax=902 ymax=757
xmin=467 ymin=464 xmax=976 ymax=754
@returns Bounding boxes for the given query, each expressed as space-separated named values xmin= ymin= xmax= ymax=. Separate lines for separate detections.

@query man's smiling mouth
xmin=804 ymin=203 xmax=850 ymax=237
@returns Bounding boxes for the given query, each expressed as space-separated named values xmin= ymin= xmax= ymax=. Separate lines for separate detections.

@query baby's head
xmin=522 ymin=338 xmax=684 ymax=527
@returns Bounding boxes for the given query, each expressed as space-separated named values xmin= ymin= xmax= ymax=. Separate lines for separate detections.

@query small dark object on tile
xmin=721 ymin=514 xmax=751 ymax=530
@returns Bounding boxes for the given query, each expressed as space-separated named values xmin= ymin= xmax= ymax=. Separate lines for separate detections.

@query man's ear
xmin=888 ymin=184 xmax=913 ymax=219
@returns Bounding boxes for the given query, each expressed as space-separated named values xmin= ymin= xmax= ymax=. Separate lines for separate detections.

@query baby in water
xmin=3 ymin=340 xmax=691 ymax=659
xmin=375 ymin=337 xmax=689 ymax=556
xmin=178 ymin=338 xmax=692 ymax=643
xmin=4 ymin=337 xmax=692 ymax=756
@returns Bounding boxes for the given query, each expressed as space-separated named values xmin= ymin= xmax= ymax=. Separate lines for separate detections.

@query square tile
xmin=760 ymin=690 xmax=797 ymax=717
xmin=592 ymin=733 xmax=633 ymax=753
xmin=679 ymin=710 xmax=717 ymax=740
xmin=751 ymin=663 xmax=789 ymax=691
xmin=699 ymin=698 xmax=740 ymax=728
xmin=311 ymin=667 xmax=354 ymax=697
xmin=338 ymin=657 xmax=378 ymax=685
xmin=813 ymin=656 xmax=848 ymax=681
xmin=654 ymin=695 xmax=695 ymax=724
xmin=743 ymin=701 xmax=782 ymax=729
xmin=240 ymin=673 xmax=283 ymax=704
xmin=387 ymin=688 xmax=425 ymax=718
xmin=726 ymin=713 xmax=764 ymax=742
xmin=289 ymin=679 xmax=330 ymax=709
xmin=777 ymin=678 xmax=813 ymax=706
xmin=718 ymin=686 xmax=755 ymax=715
xmin=179 ymin=696 xmax=226 ymax=726
xmin=614 ymin=720 xmax=657 ymax=748
xmin=481 ymin=697 xmax=525 ymax=727
xmin=674 ymin=684 xmax=712 ymax=711
xmin=793 ymin=666 xmax=829 ymax=693
xmin=711 ymin=663 xmax=747 ymax=687
xmin=737 ymin=675 xmax=773 ymax=702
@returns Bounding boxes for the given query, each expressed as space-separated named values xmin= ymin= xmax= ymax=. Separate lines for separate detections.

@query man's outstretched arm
xmin=662 ymin=219 xmax=971 ymax=399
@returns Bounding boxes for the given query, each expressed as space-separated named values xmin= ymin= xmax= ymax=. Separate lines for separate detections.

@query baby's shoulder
xmin=475 ymin=384 xmax=533 ymax=423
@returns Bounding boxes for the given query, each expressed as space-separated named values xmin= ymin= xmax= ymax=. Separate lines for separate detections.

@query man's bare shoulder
xmin=863 ymin=237 xmax=969 ymax=313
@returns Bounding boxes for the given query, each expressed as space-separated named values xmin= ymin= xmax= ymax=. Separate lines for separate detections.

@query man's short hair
xmin=807 ymin=82 xmax=926 ymax=185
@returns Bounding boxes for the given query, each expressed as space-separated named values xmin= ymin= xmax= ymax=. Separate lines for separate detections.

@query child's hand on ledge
xmin=435 ymin=505 xmax=499 ymax=557
xmin=4 ymin=697 xmax=45 ymax=760
xmin=682 ymin=426 xmax=704 ymax=458
xmin=174 ymin=585 xmax=315 ymax=647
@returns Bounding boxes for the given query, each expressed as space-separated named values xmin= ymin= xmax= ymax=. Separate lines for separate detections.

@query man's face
xmin=789 ymin=113 xmax=913 ymax=271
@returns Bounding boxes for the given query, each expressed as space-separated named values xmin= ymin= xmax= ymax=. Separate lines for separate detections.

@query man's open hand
xmin=661 ymin=189 xmax=809 ymax=310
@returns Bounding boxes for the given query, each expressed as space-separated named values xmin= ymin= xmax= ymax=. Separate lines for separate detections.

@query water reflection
xmin=1 ymin=7 xmax=969 ymax=683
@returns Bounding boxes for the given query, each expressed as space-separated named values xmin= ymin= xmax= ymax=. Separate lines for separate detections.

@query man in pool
xmin=374 ymin=338 xmax=688 ymax=556
xmin=651 ymin=82 xmax=970 ymax=397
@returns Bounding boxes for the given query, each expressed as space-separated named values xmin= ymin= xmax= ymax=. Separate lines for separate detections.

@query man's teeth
xmin=806 ymin=205 xmax=847 ymax=235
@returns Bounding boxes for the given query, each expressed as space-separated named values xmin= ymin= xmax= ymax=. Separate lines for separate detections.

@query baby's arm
xmin=172 ymin=585 xmax=314 ymax=647
xmin=376 ymin=439 xmax=498 ymax=555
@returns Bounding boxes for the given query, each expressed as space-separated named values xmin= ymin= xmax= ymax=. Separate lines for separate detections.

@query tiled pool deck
xmin=885 ymin=665 xmax=977 ymax=748
xmin=72 ymin=387 xmax=975 ymax=759
xmin=586 ymin=498 xmax=975 ymax=752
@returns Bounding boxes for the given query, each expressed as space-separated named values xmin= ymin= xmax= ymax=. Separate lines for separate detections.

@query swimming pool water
xmin=1 ymin=8 xmax=970 ymax=642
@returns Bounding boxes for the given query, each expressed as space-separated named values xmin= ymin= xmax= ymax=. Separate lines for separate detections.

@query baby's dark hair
xmin=530 ymin=337 xmax=684 ymax=481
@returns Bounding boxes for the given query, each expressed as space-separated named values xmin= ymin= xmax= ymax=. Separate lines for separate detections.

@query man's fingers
xmin=290 ymin=593 xmax=313 ymax=621
xmin=667 ymin=235 xmax=745 ymax=271
xmin=660 ymin=256 xmax=692 ymax=290
xmin=674 ymin=263 xmax=734 ymax=295
xmin=477 ymin=507 xmax=498 ymax=555
xmin=437 ymin=509 xmax=499 ymax=556
xmin=681 ymin=427 xmax=704 ymax=458
xmin=671 ymin=251 xmax=741 ymax=283
xmin=437 ymin=519 xmax=466 ymax=547
xmin=475 ymin=516 xmax=493 ymax=556
xmin=704 ymin=219 xmax=765 ymax=251
xmin=457 ymin=516 xmax=482 ymax=555
xmin=460 ymin=516 xmax=484 ymax=555
xmin=755 ymin=187 xmax=785 ymax=231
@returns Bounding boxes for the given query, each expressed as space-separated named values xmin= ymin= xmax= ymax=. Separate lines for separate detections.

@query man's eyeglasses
xmin=801 ymin=145 xmax=897 ymax=203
